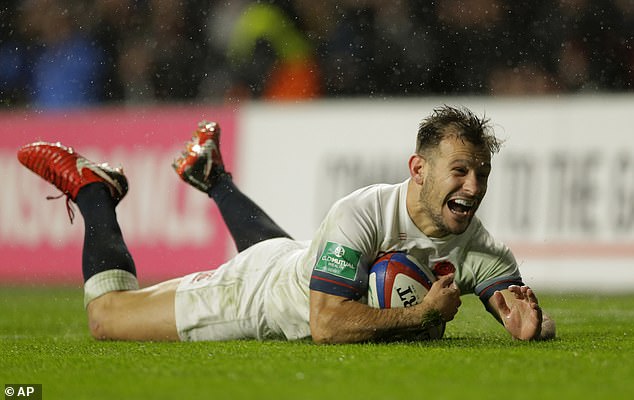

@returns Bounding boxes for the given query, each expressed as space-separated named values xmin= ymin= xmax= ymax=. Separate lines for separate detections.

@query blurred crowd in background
xmin=0 ymin=0 xmax=632 ymax=109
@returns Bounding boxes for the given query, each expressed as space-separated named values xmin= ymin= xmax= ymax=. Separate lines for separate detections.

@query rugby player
xmin=17 ymin=106 xmax=555 ymax=343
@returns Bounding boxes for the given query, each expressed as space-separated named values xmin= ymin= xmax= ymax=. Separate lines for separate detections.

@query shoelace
xmin=46 ymin=193 xmax=76 ymax=224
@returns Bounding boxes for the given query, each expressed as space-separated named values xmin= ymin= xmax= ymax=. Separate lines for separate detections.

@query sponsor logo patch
xmin=315 ymin=242 xmax=361 ymax=280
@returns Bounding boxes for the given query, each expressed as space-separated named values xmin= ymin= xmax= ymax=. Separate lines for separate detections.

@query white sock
xmin=83 ymin=269 xmax=139 ymax=308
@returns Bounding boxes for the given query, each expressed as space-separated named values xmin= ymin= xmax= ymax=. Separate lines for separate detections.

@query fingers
xmin=526 ymin=287 xmax=539 ymax=304
xmin=439 ymin=294 xmax=461 ymax=322
xmin=507 ymin=285 xmax=522 ymax=297
xmin=436 ymin=273 xmax=455 ymax=288
xmin=425 ymin=274 xmax=461 ymax=322
xmin=491 ymin=291 xmax=510 ymax=316
xmin=508 ymin=285 xmax=540 ymax=304
xmin=434 ymin=274 xmax=461 ymax=295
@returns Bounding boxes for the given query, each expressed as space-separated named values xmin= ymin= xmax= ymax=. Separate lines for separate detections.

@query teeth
xmin=454 ymin=198 xmax=475 ymax=207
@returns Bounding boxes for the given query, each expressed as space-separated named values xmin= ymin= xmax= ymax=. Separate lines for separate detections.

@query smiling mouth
xmin=447 ymin=198 xmax=477 ymax=216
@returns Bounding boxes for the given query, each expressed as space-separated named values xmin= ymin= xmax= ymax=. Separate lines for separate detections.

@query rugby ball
xmin=367 ymin=252 xmax=445 ymax=340
xmin=367 ymin=252 xmax=435 ymax=309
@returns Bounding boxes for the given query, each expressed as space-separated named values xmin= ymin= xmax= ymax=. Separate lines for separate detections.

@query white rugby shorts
xmin=174 ymin=238 xmax=311 ymax=341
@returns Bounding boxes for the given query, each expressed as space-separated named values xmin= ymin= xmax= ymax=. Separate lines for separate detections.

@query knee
xmin=86 ymin=294 xmax=116 ymax=340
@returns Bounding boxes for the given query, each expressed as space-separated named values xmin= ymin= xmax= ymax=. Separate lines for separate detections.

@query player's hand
xmin=423 ymin=274 xmax=461 ymax=322
xmin=492 ymin=285 xmax=543 ymax=340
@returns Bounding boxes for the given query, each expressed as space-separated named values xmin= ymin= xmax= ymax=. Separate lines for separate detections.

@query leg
xmin=207 ymin=173 xmax=292 ymax=252
xmin=173 ymin=121 xmax=292 ymax=252
xmin=76 ymin=183 xmax=136 ymax=280
xmin=18 ymin=142 xmax=177 ymax=341
xmin=87 ymin=278 xmax=180 ymax=341
xmin=76 ymin=183 xmax=181 ymax=340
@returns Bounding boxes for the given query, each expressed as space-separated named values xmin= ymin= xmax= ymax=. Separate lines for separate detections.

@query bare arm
xmin=309 ymin=274 xmax=461 ymax=344
xmin=488 ymin=285 xmax=556 ymax=341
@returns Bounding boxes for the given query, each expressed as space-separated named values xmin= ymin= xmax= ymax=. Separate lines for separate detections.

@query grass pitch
xmin=1 ymin=287 xmax=633 ymax=400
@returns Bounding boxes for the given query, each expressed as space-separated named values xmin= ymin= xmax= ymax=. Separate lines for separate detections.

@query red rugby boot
xmin=173 ymin=121 xmax=227 ymax=192
xmin=17 ymin=142 xmax=128 ymax=221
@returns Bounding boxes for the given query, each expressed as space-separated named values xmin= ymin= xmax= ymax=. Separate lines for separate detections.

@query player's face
xmin=418 ymin=136 xmax=491 ymax=237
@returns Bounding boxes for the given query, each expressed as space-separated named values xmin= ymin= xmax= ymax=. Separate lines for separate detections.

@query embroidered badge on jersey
xmin=429 ymin=248 xmax=460 ymax=277
xmin=315 ymin=241 xmax=361 ymax=280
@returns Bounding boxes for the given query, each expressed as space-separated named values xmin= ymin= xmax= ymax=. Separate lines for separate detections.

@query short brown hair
xmin=416 ymin=105 xmax=502 ymax=155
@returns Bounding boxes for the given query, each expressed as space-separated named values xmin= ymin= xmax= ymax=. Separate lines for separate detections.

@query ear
xmin=408 ymin=154 xmax=426 ymax=185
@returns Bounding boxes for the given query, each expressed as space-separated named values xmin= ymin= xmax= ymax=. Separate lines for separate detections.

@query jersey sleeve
xmin=474 ymin=273 xmax=525 ymax=304
xmin=468 ymin=247 xmax=524 ymax=307
xmin=461 ymin=222 xmax=525 ymax=305
xmin=308 ymin=188 xmax=381 ymax=300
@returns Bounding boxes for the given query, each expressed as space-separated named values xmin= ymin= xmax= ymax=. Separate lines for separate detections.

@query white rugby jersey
xmin=263 ymin=179 xmax=523 ymax=340
xmin=306 ymin=178 xmax=522 ymax=299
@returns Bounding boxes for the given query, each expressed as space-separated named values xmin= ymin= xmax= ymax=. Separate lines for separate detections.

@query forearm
xmin=309 ymin=295 xmax=439 ymax=344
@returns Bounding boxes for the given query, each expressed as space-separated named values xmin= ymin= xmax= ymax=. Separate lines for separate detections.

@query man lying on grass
xmin=17 ymin=106 xmax=555 ymax=343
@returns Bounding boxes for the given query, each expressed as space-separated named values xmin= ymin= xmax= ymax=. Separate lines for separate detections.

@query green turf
xmin=1 ymin=287 xmax=633 ymax=400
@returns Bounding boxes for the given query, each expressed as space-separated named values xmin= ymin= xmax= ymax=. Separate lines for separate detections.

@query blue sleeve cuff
xmin=309 ymin=270 xmax=363 ymax=300
xmin=475 ymin=275 xmax=525 ymax=305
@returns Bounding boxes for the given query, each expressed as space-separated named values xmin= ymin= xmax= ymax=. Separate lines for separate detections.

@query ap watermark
xmin=4 ymin=385 xmax=42 ymax=400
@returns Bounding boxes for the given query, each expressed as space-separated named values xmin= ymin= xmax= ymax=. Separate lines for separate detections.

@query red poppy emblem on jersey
xmin=432 ymin=261 xmax=455 ymax=276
